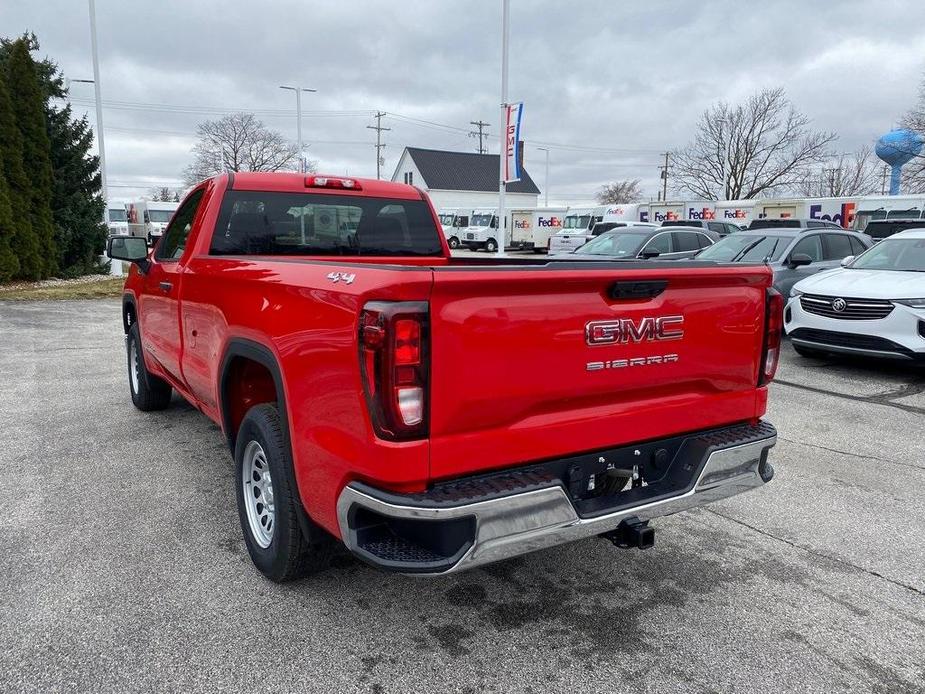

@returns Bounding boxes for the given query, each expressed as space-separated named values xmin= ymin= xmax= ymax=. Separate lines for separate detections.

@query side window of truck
xmin=155 ymin=189 xmax=205 ymax=261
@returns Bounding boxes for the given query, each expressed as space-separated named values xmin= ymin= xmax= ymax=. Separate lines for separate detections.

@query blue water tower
xmin=875 ymin=129 xmax=924 ymax=195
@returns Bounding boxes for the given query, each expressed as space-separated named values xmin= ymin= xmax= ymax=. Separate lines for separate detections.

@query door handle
xmin=159 ymin=281 xmax=173 ymax=292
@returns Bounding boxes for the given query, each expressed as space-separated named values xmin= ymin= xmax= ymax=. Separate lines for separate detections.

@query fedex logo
xmin=810 ymin=202 xmax=856 ymax=229
xmin=606 ymin=207 xmax=625 ymax=216
xmin=724 ymin=209 xmax=749 ymax=219
xmin=514 ymin=220 xmax=531 ymax=229
xmin=653 ymin=211 xmax=681 ymax=222
xmin=687 ymin=207 xmax=715 ymax=220
xmin=537 ymin=216 xmax=562 ymax=227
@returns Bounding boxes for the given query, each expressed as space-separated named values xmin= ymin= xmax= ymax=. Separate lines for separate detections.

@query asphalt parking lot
xmin=2 ymin=299 xmax=924 ymax=694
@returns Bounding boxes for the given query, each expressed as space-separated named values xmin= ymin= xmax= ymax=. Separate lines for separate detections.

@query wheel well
xmin=221 ymin=356 xmax=279 ymax=448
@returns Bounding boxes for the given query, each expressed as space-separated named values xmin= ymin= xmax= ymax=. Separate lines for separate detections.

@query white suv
xmin=785 ymin=229 xmax=925 ymax=361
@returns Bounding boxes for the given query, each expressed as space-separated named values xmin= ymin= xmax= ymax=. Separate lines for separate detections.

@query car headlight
xmin=894 ymin=298 xmax=925 ymax=308
xmin=789 ymin=288 xmax=803 ymax=298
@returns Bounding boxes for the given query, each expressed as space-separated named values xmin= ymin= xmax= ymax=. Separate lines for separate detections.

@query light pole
xmin=86 ymin=0 xmax=108 ymax=224
xmin=496 ymin=0 xmax=510 ymax=257
xmin=537 ymin=147 xmax=550 ymax=206
xmin=279 ymin=85 xmax=317 ymax=173
xmin=716 ymin=117 xmax=727 ymax=201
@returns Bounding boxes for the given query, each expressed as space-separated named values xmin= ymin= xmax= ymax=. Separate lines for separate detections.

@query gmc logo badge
xmin=585 ymin=316 xmax=684 ymax=346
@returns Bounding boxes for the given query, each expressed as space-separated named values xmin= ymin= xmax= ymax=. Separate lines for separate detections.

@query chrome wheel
xmin=242 ymin=440 xmax=275 ymax=548
xmin=129 ymin=339 xmax=140 ymax=394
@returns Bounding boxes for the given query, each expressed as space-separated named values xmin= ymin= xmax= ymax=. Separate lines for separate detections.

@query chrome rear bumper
xmin=337 ymin=422 xmax=776 ymax=575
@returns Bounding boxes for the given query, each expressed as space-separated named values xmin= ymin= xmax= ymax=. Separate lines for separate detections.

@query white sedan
xmin=785 ymin=229 xmax=925 ymax=361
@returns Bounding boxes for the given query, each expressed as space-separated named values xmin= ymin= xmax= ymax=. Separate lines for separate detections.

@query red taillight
xmin=359 ymin=301 xmax=428 ymax=440
xmin=304 ymin=175 xmax=362 ymax=191
xmin=759 ymin=287 xmax=784 ymax=386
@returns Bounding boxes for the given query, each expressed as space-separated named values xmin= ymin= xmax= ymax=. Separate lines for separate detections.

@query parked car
xmin=863 ymin=219 xmax=925 ymax=243
xmin=695 ymin=228 xmax=872 ymax=298
xmin=549 ymin=221 xmax=658 ymax=255
xmin=748 ymin=218 xmax=843 ymax=230
xmin=106 ymin=171 xmax=780 ymax=580
xmin=661 ymin=219 xmax=741 ymax=236
xmin=550 ymin=225 xmax=717 ymax=260
xmin=785 ymin=230 xmax=925 ymax=361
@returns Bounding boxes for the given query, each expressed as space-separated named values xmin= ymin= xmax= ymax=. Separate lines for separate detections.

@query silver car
xmin=695 ymin=227 xmax=873 ymax=297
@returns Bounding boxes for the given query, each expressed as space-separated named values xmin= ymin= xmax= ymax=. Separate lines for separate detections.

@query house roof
xmin=401 ymin=147 xmax=541 ymax=195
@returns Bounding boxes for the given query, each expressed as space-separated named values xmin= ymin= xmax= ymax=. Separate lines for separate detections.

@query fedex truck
xmin=642 ymin=202 xmax=684 ymax=224
xmin=849 ymin=195 xmax=925 ymax=231
xmin=512 ymin=207 xmax=567 ymax=251
xmin=106 ymin=200 xmax=129 ymax=235
xmin=547 ymin=205 xmax=609 ymax=254
xmin=461 ymin=208 xmax=534 ymax=252
xmin=127 ymin=200 xmax=179 ymax=244
xmin=755 ymin=197 xmax=857 ymax=228
xmin=438 ymin=208 xmax=474 ymax=249
xmin=715 ymin=200 xmax=756 ymax=227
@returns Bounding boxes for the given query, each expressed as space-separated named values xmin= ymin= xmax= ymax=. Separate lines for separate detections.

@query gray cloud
xmin=3 ymin=0 xmax=923 ymax=203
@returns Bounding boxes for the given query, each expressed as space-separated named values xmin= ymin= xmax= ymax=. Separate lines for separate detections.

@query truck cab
xmin=548 ymin=206 xmax=606 ymax=254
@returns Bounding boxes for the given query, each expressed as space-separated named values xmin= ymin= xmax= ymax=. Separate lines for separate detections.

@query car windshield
xmin=696 ymin=234 xmax=789 ymax=262
xmin=564 ymin=214 xmax=591 ymax=229
xmin=574 ymin=231 xmax=648 ymax=257
xmin=108 ymin=208 xmax=127 ymax=222
xmin=439 ymin=214 xmax=453 ymax=225
xmin=470 ymin=214 xmax=494 ymax=227
xmin=148 ymin=210 xmax=174 ymax=223
xmin=850 ymin=238 xmax=925 ymax=272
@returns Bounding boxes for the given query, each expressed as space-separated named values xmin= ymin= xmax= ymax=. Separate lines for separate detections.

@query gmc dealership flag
xmin=503 ymin=102 xmax=523 ymax=183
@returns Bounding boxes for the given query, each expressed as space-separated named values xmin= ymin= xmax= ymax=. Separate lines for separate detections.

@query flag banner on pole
xmin=503 ymin=102 xmax=523 ymax=183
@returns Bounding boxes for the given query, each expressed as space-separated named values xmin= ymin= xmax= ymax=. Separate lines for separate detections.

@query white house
xmin=391 ymin=147 xmax=541 ymax=210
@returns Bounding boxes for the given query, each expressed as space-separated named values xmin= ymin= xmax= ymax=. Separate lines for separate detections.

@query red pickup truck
xmin=107 ymin=172 xmax=781 ymax=581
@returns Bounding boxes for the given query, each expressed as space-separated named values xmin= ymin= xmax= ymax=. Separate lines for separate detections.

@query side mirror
xmin=788 ymin=253 xmax=812 ymax=269
xmin=107 ymin=235 xmax=150 ymax=271
xmin=840 ymin=255 xmax=855 ymax=267
xmin=640 ymin=250 xmax=661 ymax=259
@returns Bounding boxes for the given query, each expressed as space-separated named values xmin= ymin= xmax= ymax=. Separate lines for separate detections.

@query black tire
xmin=234 ymin=403 xmax=331 ymax=582
xmin=447 ymin=236 xmax=460 ymax=249
xmin=485 ymin=238 xmax=498 ymax=253
xmin=793 ymin=344 xmax=825 ymax=359
xmin=126 ymin=322 xmax=172 ymax=411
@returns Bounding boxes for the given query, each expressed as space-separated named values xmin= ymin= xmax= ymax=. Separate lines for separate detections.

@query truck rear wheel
xmin=234 ymin=403 xmax=331 ymax=582
xmin=126 ymin=322 xmax=172 ymax=411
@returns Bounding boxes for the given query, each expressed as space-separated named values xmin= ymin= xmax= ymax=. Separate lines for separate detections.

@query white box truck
xmin=461 ymin=208 xmax=533 ymax=252
xmin=518 ymin=207 xmax=568 ymax=252
xmin=127 ymin=200 xmax=179 ymax=244
xmin=547 ymin=206 xmax=606 ymax=254
xmin=849 ymin=195 xmax=925 ymax=231
xmin=438 ymin=208 xmax=474 ymax=249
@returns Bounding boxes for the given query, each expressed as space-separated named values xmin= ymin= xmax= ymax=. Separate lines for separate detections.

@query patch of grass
xmin=0 ymin=276 xmax=125 ymax=300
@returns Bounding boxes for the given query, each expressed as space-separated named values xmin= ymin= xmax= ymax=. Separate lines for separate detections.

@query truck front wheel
xmin=126 ymin=322 xmax=172 ymax=411
xmin=485 ymin=238 xmax=498 ymax=252
xmin=447 ymin=236 xmax=460 ymax=249
xmin=234 ymin=404 xmax=331 ymax=582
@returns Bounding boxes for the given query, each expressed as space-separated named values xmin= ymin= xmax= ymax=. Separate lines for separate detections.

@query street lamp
xmin=537 ymin=147 xmax=550 ymax=206
xmin=496 ymin=0 xmax=510 ymax=257
xmin=279 ymin=85 xmax=317 ymax=173
xmin=86 ymin=0 xmax=108 ymax=224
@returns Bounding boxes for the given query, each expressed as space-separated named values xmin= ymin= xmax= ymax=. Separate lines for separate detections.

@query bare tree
xmin=797 ymin=147 xmax=880 ymax=197
xmin=182 ymin=112 xmax=309 ymax=186
xmin=596 ymin=179 xmax=642 ymax=204
xmin=900 ymin=76 xmax=925 ymax=193
xmin=672 ymin=87 xmax=836 ymax=200
xmin=148 ymin=186 xmax=183 ymax=202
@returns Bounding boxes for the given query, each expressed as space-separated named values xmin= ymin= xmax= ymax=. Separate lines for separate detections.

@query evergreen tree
xmin=0 ymin=155 xmax=18 ymax=281
xmin=0 ymin=56 xmax=40 ymax=279
xmin=6 ymin=38 xmax=58 ymax=278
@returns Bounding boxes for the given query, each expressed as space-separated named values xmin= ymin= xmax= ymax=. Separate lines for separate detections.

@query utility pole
xmin=86 ymin=0 xmax=107 ymax=225
xmin=497 ymin=0 xmax=510 ymax=258
xmin=537 ymin=147 xmax=550 ymax=206
xmin=279 ymin=85 xmax=317 ymax=173
xmin=880 ymin=166 xmax=889 ymax=195
xmin=469 ymin=120 xmax=490 ymax=154
xmin=367 ymin=111 xmax=391 ymax=179
xmin=659 ymin=152 xmax=670 ymax=201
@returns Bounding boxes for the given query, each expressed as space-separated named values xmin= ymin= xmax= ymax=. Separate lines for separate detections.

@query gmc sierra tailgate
xmin=427 ymin=262 xmax=772 ymax=480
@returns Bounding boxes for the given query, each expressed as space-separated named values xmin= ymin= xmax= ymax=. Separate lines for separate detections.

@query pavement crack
xmin=705 ymin=508 xmax=925 ymax=598
xmin=775 ymin=379 xmax=925 ymax=416
xmin=778 ymin=436 xmax=925 ymax=472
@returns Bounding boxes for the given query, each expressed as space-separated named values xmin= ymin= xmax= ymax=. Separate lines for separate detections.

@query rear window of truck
xmin=209 ymin=191 xmax=443 ymax=256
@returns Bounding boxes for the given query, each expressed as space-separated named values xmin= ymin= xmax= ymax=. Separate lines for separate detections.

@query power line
xmin=366 ymin=111 xmax=391 ymax=179
xmin=469 ymin=120 xmax=490 ymax=154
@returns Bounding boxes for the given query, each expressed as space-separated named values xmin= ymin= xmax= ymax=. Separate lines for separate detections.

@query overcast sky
xmin=3 ymin=0 xmax=924 ymax=205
